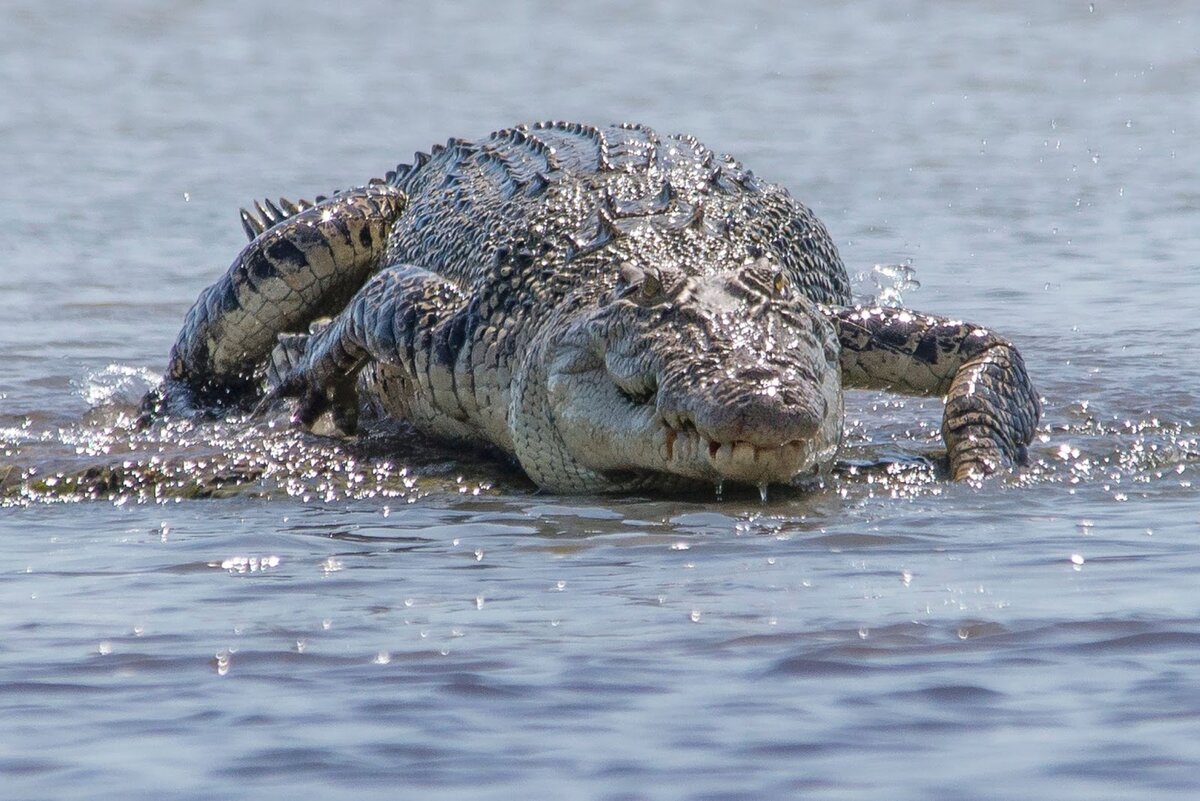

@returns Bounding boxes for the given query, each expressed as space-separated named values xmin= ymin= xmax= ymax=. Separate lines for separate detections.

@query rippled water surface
xmin=3 ymin=2 xmax=1199 ymax=799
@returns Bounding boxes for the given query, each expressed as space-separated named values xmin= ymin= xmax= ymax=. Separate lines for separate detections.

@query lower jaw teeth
xmin=661 ymin=427 xmax=809 ymax=480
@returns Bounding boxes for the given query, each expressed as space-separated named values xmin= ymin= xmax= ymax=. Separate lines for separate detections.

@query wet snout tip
xmin=701 ymin=388 xmax=826 ymax=449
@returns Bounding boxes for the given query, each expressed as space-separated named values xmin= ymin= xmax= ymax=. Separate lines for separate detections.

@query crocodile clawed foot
xmin=293 ymin=378 xmax=359 ymax=436
xmin=946 ymin=429 xmax=1030 ymax=481
xmin=256 ymin=369 xmax=360 ymax=437
xmin=942 ymin=344 xmax=1040 ymax=482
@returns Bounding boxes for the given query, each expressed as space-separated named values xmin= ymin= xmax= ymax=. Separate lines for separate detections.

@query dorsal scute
xmin=238 ymin=195 xmax=316 ymax=241
xmin=237 ymin=179 xmax=391 ymax=241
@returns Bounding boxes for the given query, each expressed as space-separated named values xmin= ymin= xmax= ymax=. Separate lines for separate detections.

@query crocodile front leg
xmin=141 ymin=183 xmax=406 ymax=418
xmin=827 ymin=305 xmax=1041 ymax=479
xmin=265 ymin=264 xmax=478 ymax=441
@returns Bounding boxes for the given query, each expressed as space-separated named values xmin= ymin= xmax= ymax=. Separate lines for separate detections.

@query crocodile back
xmin=385 ymin=122 xmax=851 ymax=308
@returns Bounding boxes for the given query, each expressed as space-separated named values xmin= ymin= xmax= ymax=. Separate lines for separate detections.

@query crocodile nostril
xmin=690 ymin=383 xmax=827 ymax=448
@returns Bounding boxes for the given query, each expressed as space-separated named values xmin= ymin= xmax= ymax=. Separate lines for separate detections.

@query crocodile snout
xmin=667 ymin=370 xmax=827 ymax=450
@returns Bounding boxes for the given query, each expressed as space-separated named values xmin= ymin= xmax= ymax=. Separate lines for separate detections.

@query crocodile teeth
xmin=704 ymin=437 xmax=808 ymax=479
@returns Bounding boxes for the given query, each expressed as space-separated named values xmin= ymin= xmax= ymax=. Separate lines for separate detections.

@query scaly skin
xmin=142 ymin=121 xmax=1040 ymax=492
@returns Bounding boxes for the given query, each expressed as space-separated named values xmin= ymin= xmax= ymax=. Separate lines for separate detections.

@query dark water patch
xmin=0 ymin=681 xmax=125 ymax=698
xmin=223 ymin=746 xmax=379 ymax=780
xmin=738 ymin=739 xmax=846 ymax=759
xmin=769 ymin=656 xmax=877 ymax=677
xmin=0 ymin=756 xmax=65 ymax=777
xmin=1068 ymin=630 xmax=1200 ymax=655
xmin=1047 ymin=753 xmax=1200 ymax=788
xmin=889 ymin=683 xmax=1004 ymax=704
xmin=440 ymin=671 xmax=527 ymax=699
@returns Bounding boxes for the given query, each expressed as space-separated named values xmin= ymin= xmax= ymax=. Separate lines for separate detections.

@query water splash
xmin=75 ymin=364 xmax=160 ymax=409
xmin=9 ymin=357 xmax=1199 ymax=509
xmin=1 ymin=403 xmax=508 ymax=507
xmin=859 ymin=261 xmax=921 ymax=307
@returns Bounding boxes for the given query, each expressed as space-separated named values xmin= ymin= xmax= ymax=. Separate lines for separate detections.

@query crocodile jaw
xmin=543 ymin=339 xmax=843 ymax=490
xmin=654 ymin=399 xmax=842 ymax=485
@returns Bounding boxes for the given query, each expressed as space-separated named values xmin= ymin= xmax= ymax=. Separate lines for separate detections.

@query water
xmin=2 ymin=1 xmax=1199 ymax=798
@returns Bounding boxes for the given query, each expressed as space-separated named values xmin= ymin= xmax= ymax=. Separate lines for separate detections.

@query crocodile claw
xmin=255 ymin=367 xmax=360 ymax=437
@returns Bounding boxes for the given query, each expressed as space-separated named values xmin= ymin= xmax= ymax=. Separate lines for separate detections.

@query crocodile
xmin=140 ymin=121 xmax=1040 ymax=493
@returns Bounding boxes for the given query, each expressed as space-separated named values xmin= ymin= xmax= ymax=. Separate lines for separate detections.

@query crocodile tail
xmin=142 ymin=184 xmax=406 ymax=421
xmin=240 ymin=196 xmax=320 ymax=241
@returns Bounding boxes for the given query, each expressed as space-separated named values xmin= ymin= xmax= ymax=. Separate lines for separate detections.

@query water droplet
xmin=475 ymin=596 xmax=485 ymax=610
xmin=373 ymin=651 xmax=391 ymax=665
xmin=758 ymin=482 xmax=769 ymax=502
xmin=1070 ymin=553 xmax=1085 ymax=566
xmin=714 ymin=480 xmax=724 ymax=498
xmin=689 ymin=610 xmax=702 ymax=623
xmin=901 ymin=570 xmax=913 ymax=586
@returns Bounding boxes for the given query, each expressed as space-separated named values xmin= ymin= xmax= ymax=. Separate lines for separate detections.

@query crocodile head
xmin=530 ymin=258 xmax=843 ymax=492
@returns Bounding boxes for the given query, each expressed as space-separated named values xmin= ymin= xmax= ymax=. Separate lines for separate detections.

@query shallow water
xmin=2 ymin=1 xmax=1199 ymax=798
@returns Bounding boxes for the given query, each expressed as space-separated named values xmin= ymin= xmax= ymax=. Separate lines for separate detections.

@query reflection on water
xmin=3 ymin=0 xmax=1200 ymax=798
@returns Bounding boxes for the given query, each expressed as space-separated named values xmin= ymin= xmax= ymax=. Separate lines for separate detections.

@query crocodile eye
xmin=615 ymin=263 xmax=675 ymax=305
xmin=615 ymin=262 xmax=650 ymax=298
xmin=641 ymin=271 xmax=663 ymax=301
xmin=618 ymin=262 xmax=643 ymax=287
xmin=772 ymin=271 xmax=787 ymax=297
